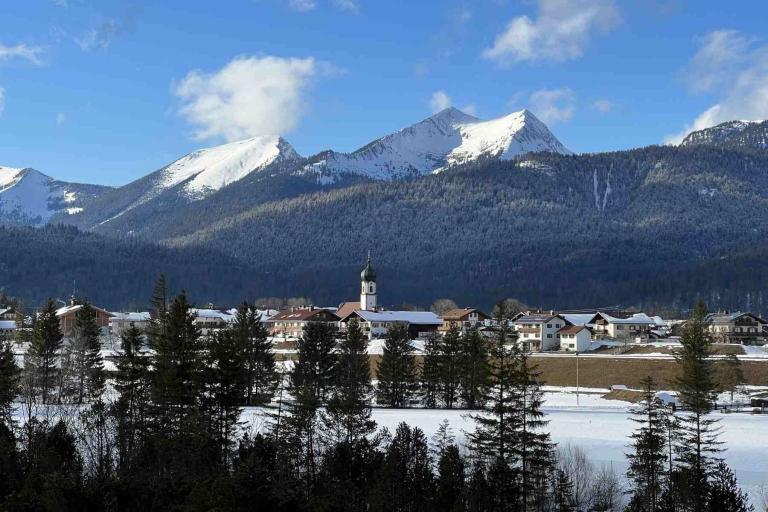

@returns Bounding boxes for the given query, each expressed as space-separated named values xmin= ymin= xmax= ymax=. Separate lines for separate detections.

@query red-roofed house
xmin=557 ymin=325 xmax=592 ymax=352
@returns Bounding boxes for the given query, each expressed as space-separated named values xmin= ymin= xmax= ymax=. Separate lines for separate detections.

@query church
xmin=336 ymin=255 xmax=442 ymax=340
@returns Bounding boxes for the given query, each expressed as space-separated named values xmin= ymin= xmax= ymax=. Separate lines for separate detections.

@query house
xmin=267 ymin=307 xmax=340 ymax=338
xmin=190 ymin=308 xmax=236 ymax=335
xmin=557 ymin=325 xmax=592 ymax=352
xmin=705 ymin=311 xmax=768 ymax=345
xmin=110 ymin=312 xmax=151 ymax=337
xmin=438 ymin=308 xmax=491 ymax=334
xmin=55 ymin=299 xmax=113 ymax=337
xmin=0 ymin=307 xmax=18 ymax=321
xmin=512 ymin=313 xmax=566 ymax=351
xmin=339 ymin=310 xmax=443 ymax=340
xmin=589 ymin=312 xmax=656 ymax=340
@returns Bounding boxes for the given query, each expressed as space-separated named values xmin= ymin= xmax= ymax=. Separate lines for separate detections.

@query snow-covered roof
xmin=0 ymin=320 xmax=16 ymax=330
xmin=55 ymin=304 xmax=113 ymax=317
xmin=110 ymin=312 xmax=151 ymax=322
xmin=560 ymin=313 xmax=597 ymax=326
xmin=190 ymin=308 xmax=235 ymax=322
xmin=513 ymin=313 xmax=559 ymax=324
xmin=351 ymin=310 xmax=442 ymax=325
xmin=597 ymin=312 xmax=656 ymax=325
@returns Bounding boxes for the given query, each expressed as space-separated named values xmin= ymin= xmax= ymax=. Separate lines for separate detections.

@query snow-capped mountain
xmin=0 ymin=166 xmax=110 ymax=225
xmin=157 ymin=135 xmax=300 ymax=200
xmin=70 ymin=135 xmax=303 ymax=228
xmin=305 ymin=108 xmax=571 ymax=181
xmin=680 ymin=120 xmax=768 ymax=149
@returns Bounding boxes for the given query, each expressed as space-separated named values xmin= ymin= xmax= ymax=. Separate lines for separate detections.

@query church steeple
xmin=360 ymin=252 xmax=377 ymax=311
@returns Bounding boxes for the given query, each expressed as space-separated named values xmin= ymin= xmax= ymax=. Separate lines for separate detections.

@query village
xmin=3 ymin=255 xmax=768 ymax=357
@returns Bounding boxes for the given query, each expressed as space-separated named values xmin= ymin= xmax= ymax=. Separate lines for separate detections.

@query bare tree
xmin=557 ymin=444 xmax=595 ymax=510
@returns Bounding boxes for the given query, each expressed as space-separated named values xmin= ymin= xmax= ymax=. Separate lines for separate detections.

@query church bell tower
xmin=360 ymin=253 xmax=377 ymax=311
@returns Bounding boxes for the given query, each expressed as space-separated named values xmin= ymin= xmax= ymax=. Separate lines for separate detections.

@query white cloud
xmin=287 ymin=0 xmax=316 ymax=11
xmin=333 ymin=0 xmax=358 ymax=12
xmin=56 ymin=112 xmax=66 ymax=126
xmin=666 ymin=29 xmax=768 ymax=144
xmin=430 ymin=90 xmax=452 ymax=113
xmin=76 ymin=5 xmax=142 ymax=51
xmin=175 ymin=55 xmax=317 ymax=142
xmin=0 ymin=88 xmax=5 ymax=117
xmin=593 ymin=99 xmax=614 ymax=113
xmin=0 ymin=43 xmax=44 ymax=65
xmin=482 ymin=0 xmax=620 ymax=65
xmin=529 ymin=88 xmax=576 ymax=124
xmin=461 ymin=104 xmax=478 ymax=116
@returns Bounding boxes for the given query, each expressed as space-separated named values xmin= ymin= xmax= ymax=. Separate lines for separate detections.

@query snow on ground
xmin=242 ymin=388 xmax=768 ymax=505
xmin=743 ymin=345 xmax=768 ymax=358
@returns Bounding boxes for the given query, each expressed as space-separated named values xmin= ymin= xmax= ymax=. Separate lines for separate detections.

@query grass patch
xmin=602 ymin=389 xmax=645 ymax=403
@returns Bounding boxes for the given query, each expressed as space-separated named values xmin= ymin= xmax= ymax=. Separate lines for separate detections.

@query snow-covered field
xmin=242 ymin=388 xmax=768 ymax=505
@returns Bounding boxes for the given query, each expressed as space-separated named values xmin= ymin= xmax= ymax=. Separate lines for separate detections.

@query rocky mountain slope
xmin=680 ymin=120 xmax=768 ymax=150
xmin=0 ymin=167 xmax=110 ymax=226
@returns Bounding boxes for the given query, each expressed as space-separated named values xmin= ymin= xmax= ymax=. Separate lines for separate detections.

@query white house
xmin=589 ymin=312 xmax=656 ymax=340
xmin=190 ymin=308 xmax=236 ymax=335
xmin=339 ymin=310 xmax=442 ymax=340
xmin=110 ymin=312 xmax=151 ymax=337
xmin=557 ymin=325 xmax=592 ymax=352
xmin=512 ymin=313 xmax=566 ymax=351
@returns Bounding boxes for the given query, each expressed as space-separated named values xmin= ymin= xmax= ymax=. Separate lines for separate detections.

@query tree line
xmin=0 ymin=280 xmax=757 ymax=511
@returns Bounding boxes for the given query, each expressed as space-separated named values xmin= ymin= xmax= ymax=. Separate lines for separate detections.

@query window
xmin=547 ymin=334 xmax=552 ymax=338
xmin=547 ymin=323 xmax=552 ymax=328
xmin=369 ymin=284 xmax=374 ymax=293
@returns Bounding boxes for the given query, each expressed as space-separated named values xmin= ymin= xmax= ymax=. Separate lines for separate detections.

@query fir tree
xmin=460 ymin=327 xmax=491 ymax=409
xmin=323 ymin=318 xmax=375 ymax=445
xmin=0 ymin=337 xmax=20 ymax=426
xmin=234 ymin=302 xmax=276 ymax=405
xmin=28 ymin=299 xmax=63 ymax=405
xmin=513 ymin=350 xmax=553 ymax=510
xmin=440 ymin=325 xmax=463 ymax=409
xmin=292 ymin=321 xmax=337 ymax=402
xmin=552 ymin=469 xmax=577 ymax=512
xmin=67 ymin=302 xmax=104 ymax=404
xmin=625 ymin=376 xmax=669 ymax=512
xmin=277 ymin=382 xmax=322 ymax=499
xmin=466 ymin=302 xmax=522 ymax=509
xmin=373 ymin=422 xmax=435 ymax=512
xmin=149 ymin=292 xmax=203 ymax=436
xmin=420 ymin=333 xmax=442 ymax=408
xmin=674 ymin=300 xmax=722 ymax=509
xmin=202 ymin=328 xmax=247 ymax=465
xmin=436 ymin=444 xmax=466 ymax=512
xmin=705 ymin=461 xmax=753 ymax=512
xmin=112 ymin=325 xmax=150 ymax=474
xmin=376 ymin=322 xmax=417 ymax=408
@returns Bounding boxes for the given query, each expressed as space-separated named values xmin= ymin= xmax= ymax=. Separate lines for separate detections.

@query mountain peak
xmin=680 ymin=119 xmax=768 ymax=150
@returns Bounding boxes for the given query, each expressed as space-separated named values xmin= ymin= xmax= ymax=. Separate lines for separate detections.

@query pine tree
xmin=552 ymin=469 xmax=577 ymax=512
xmin=376 ymin=323 xmax=417 ymax=408
xmin=28 ymin=299 xmax=63 ymax=405
xmin=430 ymin=419 xmax=455 ymax=461
xmin=67 ymin=302 xmax=104 ymax=404
xmin=513 ymin=350 xmax=553 ymax=510
xmin=626 ymin=376 xmax=669 ymax=511
xmin=292 ymin=321 xmax=337 ymax=402
xmin=112 ymin=325 xmax=150 ymax=474
xmin=373 ymin=422 xmax=435 ymax=512
xmin=705 ymin=461 xmax=753 ymax=512
xmin=674 ymin=300 xmax=722 ymax=509
xmin=0 ymin=337 xmax=20 ymax=426
xmin=149 ymin=292 xmax=203 ymax=436
xmin=234 ymin=302 xmax=276 ymax=406
xmin=420 ymin=334 xmax=442 ymax=408
xmin=202 ymin=328 xmax=247 ymax=465
xmin=323 ymin=318 xmax=375 ymax=445
xmin=460 ymin=327 xmax=491 ymax=409
xmin=436 ymin=444 xmax=466 ymax=512
xmin=467 ymin=302 xmax=522 ymax=510
xmin=440 ymin=325 xmax=463 ymax=409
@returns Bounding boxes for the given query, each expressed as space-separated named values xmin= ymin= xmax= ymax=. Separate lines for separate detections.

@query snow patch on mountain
xmin=159 ymin=136 xmax=301 ymax=199
xmin=680 ymin=120 xmax=767 ymax=148
xmin=306 ymin=107 xmax=571 ymax=181
xmin=0 ymin=167 xmax=88 ymax=225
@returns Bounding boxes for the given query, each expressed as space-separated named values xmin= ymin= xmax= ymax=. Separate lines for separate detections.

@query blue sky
xmin=1 ymin=0 xmax=767 ymax=186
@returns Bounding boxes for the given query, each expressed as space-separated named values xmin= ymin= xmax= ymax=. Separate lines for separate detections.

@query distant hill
xmin=681 ymin=120 xmax=768 ymax=150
